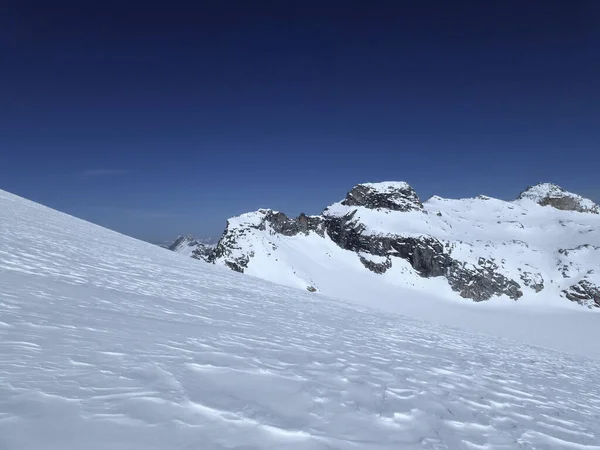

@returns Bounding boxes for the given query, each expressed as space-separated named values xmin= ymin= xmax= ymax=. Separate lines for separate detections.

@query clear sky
xmin=1 ymin=1 xmax=599 ymax=243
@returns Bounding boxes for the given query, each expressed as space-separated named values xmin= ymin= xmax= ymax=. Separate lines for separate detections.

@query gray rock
xmin=258 ymin=210 xmax=325 ymax=237
xmin=342 ymin=182 xmax=423 ymax=211
xmin=324 ymin=207 xmax=522 ymax=300
xmin=519 ymin=271 xmax=545 ymax=293
xmin=207 ymin=210 xmax=324 ymax=272
xmin=563 ymin=280 xmax=600 ymax=308
xmin=518 ymin=183 xmax=600 ymax=214
xmin=447 ymin=260 xmax=523 ymax=302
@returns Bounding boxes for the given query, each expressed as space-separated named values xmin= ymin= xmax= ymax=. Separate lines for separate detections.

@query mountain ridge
xmin=190 ymin=181 xmax=600 ymax=308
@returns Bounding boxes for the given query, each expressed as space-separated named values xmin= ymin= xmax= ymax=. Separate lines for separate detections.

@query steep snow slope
xmin=1 ymin=188 xmax=600 ymax=449
xmin=210 ymin=182 xmax=600 ymax=308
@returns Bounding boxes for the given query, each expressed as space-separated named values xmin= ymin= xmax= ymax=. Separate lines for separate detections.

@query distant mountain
xmin=197 ymin=181 xmax=600 ymax=308
xmin=165 ymin=235 xmax=215 ymax=261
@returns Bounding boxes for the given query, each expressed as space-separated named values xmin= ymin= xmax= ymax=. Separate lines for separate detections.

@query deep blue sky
xmin=1 ymin=1 xmax=599 ymax=242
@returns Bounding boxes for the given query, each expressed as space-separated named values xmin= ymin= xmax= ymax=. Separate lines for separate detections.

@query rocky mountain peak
xmin=517 ymin=183 xmax=599 ymax=214
xmin=341 ymin=181 xmax=423 ymax=212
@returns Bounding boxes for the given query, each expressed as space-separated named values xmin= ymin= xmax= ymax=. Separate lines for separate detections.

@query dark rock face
xmin=342 ymin=183 xmax=423 ymax=212
xmin=190 ymin=244 xmax=215 ymax=261
xmin=563 ymin=279 xmax=600 ymax=308
xmin=519 ymin=271 xmax=545 ymax=293
xmin=542 ymin=197 xmax=588 ymax=212
xmin=359 ymin=255 xmax=392 ymax=274
xmin=324 ymin=209 xmax=522 ymax=300
xmin=258 ymin=211 xmax=325 ymax=237
xmin=447 ymin=260 xmax=523 ymax=302
xmin=207 ymin=225 xmax=249 ymax=272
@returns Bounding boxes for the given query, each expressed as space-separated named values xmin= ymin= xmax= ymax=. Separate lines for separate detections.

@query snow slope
xmin=211 ymin=182 xmax=600 ymax=308
xmin=1 ymin=188 xmax=600 ymax=449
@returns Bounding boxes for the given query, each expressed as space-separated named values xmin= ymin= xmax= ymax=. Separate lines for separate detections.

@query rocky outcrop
xmin=342 ymin=182 xmax=423 ymax=211
xmin=167 ymin=235 xmax=215 ymax=261
xmin=207 ymin=222 xmax=250 ymax=272
xmin=323 ymin=207 xmax=522 ymax=300
xmin=359 ymin=255 xmax=393 ymax=274
xmin=518 ymin=183 xmax=599 ymax=214
xmin=256 ymin=210 xmax=325 ymax=237
xmin=563 ymin=279 xmax=600 ymax=308
xmin=519 ymin=270 xmax=544 ymax=293
xmin=447 ymin=259 xmax=523 ymax=302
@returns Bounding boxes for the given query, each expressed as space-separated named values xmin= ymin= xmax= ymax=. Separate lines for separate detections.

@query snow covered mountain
xmin=166 ymin=235 xmax=215 ymax=260
xmin=2 ymin=189 xmax=600 ymax=449
xmin=208 ymin=182 xmax=600 ymax=308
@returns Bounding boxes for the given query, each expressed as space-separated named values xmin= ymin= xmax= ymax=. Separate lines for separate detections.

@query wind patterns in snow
xmin=1 ymin=188 xmax=600 ymax=449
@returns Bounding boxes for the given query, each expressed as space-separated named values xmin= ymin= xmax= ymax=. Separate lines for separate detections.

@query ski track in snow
xmin=1 ymin=189 xmax=600 ymax=449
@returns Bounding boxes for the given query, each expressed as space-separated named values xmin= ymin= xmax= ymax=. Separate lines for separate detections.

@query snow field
xmin=1 ymin=188 xmax=600 ymax=449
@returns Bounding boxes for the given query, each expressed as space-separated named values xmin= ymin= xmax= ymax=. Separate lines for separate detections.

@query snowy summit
xmin=517 ymin=183 xmax=600 ymax=214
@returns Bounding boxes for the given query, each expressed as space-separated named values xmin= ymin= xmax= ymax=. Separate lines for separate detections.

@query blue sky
xmin=1 ymin=1 xmax=599 ymax=242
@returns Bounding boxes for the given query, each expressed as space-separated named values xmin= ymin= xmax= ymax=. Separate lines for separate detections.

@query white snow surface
xmin=359 ymin=181 xmax=413 ymax=192
xmin=2 ymin=189 xmax=600 ymax=449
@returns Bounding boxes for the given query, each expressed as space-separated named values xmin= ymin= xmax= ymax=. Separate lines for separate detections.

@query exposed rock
xmin=167 ymin=235 xmax=215 ymax=261
xmin=207 ymin=221 xmax=251 ymax=272
xmin=563 ymin=280 xmax=600 ymax=308
xmin=258 ymin=210 xmax=325 ymax=237
xmin=359 ymin=255 xmax=392 ymax=274
xmin=558 ymin=244 xmax=600 ymax=257
xmin=324 ymin=208 xmax=522 ymax=300
xmin=306 ymin=285 xmax=317 ymax=292
xmin=447 ymin=260 xmax=523 ymax=302
xmin=342 ymin=182 xmax=423 ymax=212
xmin=518 ymin=183 xmax=599 ymax=214
xmin=519 ymin=271 xmax=544 ymax=293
